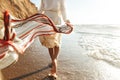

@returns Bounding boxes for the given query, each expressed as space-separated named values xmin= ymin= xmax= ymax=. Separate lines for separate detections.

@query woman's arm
xmin=60 ymin=0 xmax=69 ymax=22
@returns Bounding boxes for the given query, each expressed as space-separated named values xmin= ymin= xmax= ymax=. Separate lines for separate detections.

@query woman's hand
xmin=65 ymin=19 xmax=70 ymax=23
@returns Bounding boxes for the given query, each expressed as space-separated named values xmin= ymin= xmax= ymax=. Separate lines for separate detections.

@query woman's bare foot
xmin=48 ymin=59 xmax=58 ymax=79
xmin=48 ymin=73 xmax=58 ymax=79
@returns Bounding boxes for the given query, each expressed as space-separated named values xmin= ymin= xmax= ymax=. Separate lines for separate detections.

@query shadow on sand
xmin=10 ymin=64 xmax=52 ymax=80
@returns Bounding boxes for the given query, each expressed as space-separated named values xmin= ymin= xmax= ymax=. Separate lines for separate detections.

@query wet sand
xmin=1 ymin=29 xmax=120 ymax=80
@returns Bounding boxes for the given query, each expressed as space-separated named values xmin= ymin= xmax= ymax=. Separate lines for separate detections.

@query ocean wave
xmin=76 ymin=25 xmax=120 ymax=68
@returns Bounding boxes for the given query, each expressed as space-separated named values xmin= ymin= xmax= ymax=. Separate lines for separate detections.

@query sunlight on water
xmin=76 ymin=24 xmax=120 ymax=68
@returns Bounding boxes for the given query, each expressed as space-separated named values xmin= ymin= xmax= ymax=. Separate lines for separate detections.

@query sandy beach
xmin=1 ymin=25 xmax=120 ymax=80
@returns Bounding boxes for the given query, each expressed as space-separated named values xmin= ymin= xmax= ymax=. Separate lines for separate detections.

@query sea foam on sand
xmin=75 ymin=24 xmax=120 ymax=68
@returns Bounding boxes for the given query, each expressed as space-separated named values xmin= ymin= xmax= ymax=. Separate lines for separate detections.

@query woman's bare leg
xmin=48 ymin=48 xmax=54 ymax=60
xmin=0 ymin=71 xmax=6 ymax=80
xmin=48 ymin=46 xmax=60 ymax=78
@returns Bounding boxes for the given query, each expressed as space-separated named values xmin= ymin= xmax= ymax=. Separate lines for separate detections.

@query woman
xmin=39 ymin=0 xmax=70 ymax=79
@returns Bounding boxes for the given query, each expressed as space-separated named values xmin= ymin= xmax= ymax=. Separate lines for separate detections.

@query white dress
xmin=39 ymin=0 xmax=68 ymax=48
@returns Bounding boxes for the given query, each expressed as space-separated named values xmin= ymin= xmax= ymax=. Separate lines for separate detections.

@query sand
xmin=1 ymin=26 xmax=120 ymax=80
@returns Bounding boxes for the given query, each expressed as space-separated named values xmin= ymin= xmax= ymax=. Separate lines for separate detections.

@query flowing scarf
xmin=0 ymin=11 xmax=73 ymax=58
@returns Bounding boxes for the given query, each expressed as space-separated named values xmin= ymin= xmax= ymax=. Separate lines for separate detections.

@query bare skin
xmin=48 ymin=46 xmax=59 ymax=78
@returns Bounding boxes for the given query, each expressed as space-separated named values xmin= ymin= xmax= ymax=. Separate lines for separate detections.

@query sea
xmin=74 ymin=24 xmax=120 ymax=68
